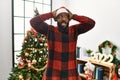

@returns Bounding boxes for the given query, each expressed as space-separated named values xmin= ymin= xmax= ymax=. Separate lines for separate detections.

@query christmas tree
xmin=8 ymin=8 xmax=48 ymax=80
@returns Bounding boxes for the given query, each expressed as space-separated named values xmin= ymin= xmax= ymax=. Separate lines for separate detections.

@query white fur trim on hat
xmin=56 ymin=8 xmax=68 ymax=17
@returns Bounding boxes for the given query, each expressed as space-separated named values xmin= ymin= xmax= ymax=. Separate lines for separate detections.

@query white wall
xmin=0 ymin=0 xmax=120 ymax=79
xmin=52 ymin=0 xmax=120 ymax=53
xmin=0 ymin=0 xmax=12 ymax=80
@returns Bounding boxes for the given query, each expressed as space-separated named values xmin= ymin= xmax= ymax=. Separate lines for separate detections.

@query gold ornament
xmin=25 ymin=53 xmax=29 ymax=57
xmin=44 ymin=43 xmax=48 ymax=47
xmin=32 ymin=59 xmax=37 ymax=64
xmin=19 ymin=75 xmax=23 ymax=79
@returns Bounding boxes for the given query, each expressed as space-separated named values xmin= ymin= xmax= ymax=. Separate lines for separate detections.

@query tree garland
xmin=98 ymin=40 xmax=120 ymax=75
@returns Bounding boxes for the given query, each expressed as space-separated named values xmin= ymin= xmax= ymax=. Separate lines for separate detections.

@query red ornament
xmin=19 ymin=62 xmax=25 ymax=68
xmin=39 ymin=37 xmax=43 ymax=42
xmin=20 ymin=62 xmax=24 ymax=66
xmin=24 ymin=36 xmax=29 ymax=41
xmin=21 ymin=57 xmax=24 ymax=60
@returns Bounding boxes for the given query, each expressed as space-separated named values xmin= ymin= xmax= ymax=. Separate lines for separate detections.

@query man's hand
xmin=65 ymin=8 xmax=73 ymax=20
xmin=52 ymin=9 xmax=59 ymax=21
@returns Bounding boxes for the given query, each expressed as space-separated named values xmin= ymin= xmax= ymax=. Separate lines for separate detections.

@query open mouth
xmin=61 ymin=21 xmax=67 ymax=27
xmin=61 ymin=22 xmax=67 ymax=26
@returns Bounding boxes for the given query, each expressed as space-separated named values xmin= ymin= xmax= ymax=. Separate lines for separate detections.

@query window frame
xmin=12 ymin=0 xmax=52 ymax=67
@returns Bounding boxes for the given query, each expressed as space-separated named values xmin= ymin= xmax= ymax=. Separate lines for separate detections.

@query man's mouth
xmin=61 ymin=22 xmax=67 ymax=27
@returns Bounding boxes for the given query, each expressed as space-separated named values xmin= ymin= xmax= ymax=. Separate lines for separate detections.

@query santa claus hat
xmin=56 ymin=7 xmax=68 ymax=17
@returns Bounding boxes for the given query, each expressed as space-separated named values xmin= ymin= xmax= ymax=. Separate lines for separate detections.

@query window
xmin=12 ymin=0 xmax=52 ymax=66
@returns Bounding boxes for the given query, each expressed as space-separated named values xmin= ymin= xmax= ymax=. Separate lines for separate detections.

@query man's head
xmin=55 ymin=8 xmax=70 ymax=28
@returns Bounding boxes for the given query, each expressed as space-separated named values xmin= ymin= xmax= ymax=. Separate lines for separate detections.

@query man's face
xmin=56 ymin=13 xmax=69 ymax=28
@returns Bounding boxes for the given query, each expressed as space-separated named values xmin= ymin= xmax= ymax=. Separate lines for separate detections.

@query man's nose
xmin=62 ymin=17 xmax=66 ymax=20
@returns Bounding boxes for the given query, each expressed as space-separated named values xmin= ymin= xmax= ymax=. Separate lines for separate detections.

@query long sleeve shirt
xmin=30 ymin=12 xmax=95 ymax=80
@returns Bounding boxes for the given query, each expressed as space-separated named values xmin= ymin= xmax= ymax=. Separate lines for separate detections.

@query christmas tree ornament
xmin=29 ymin=38 xmax=32 ymax=42
xmin=32 ymin=59 xmax=37 ymax=64
xmin=24 ymin=40 xmax=27 ymax=43
xmin=25 ymin=53 xmax=29 ymax=57
xmin=32 ymin=50 xmax=35 ymax=53
xmin=34 ymin=49 xmax=37 ymax=53
xmin=44 ymin=48 xmax=47 ymax=51
xmin=28 ymin=62 xmax=32 ymax=68
xmin=24 ymin=36 xmax=29 ymax=41
xmin=21 ymin=57 xmax=25 ymax=60
xmin=42 ymin=38 xmax=45 ymax=41
xmin=40 ymin=50 xmax=43 ymax=54
xmin=19 ymin=62 xmax=25 ymax=68
xmin=40 ymin=43 xmax=43 ymax=47
xmin=30 ymin=44 xmax=33 ymax=47
xmin=27 ymin=60 xmax=31 ymax=63
xmin=44 ymin=43 xmax=48 ymax=47
xmin=39 ymin=37 xmax=43 ymax=42
xmin=39 ymin=58 xmax=42 ymax=62
xmin=34 ymin=38 xmax=37 ymax=42
xmin=19 ymin=75 xmax=23 ymax=79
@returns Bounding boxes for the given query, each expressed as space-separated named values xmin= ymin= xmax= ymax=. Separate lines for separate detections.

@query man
xmin=30 ymin=7 xmax=95 ymax=80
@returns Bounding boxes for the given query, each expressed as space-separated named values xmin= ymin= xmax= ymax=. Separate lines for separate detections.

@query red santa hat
xmin=56 ymin=7 xmax=68 ymax=17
